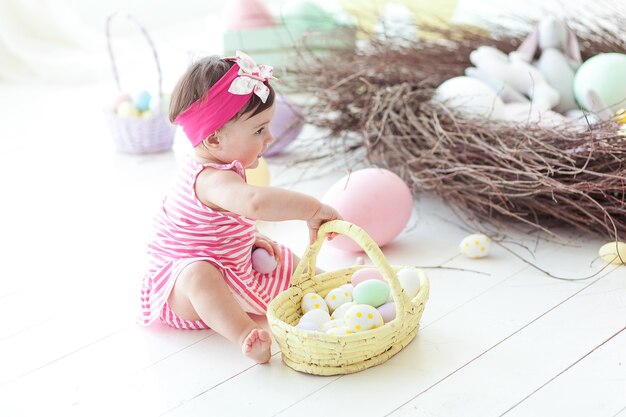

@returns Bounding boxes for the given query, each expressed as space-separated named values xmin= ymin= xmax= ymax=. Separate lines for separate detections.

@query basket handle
xmin=291 ymin=220 xmax=411 ymax=312
xmin=105 ymin=11 xmax=163 ymax=100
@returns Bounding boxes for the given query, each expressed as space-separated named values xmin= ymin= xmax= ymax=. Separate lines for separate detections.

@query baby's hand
xmin=307 ymin=203 xmax=342 ymax=244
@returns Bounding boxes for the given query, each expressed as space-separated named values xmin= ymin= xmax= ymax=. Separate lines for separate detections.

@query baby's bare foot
xmin=242 ymin=328 xmax=272 ymax=364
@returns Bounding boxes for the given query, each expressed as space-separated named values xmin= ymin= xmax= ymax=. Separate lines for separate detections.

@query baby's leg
xmin=168 ymin=261 xmax=271 ymax=364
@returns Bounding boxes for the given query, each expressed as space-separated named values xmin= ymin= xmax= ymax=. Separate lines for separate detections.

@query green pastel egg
xmin=352 ymin=279 xmax=389 ymax=308
xmin=574 ymin=53 xmax=626 ymax=113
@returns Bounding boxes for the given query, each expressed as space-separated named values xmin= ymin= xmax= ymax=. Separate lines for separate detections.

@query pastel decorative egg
xmin=377 ymin=301 xmax=396 ymax=323
xmin=321 ymin=318 xmax=347 ymax=332
xmin=251 ymin=247 xmax=277 ymax=274
xmin=298 ymin=309 xmax=331 ymax=328
xmin=266 ymin=93 xmax=304 ymax=156
xmin=350 ymin=267 xmax=384 ymax=287
xmin=459 ymin=233 xmax=491 ymax=258
xmin=295 ymin=321 xmax=322 ymax=331
xmin=352 ymin=279 xmax=390 ymax=308
xmin=433 ymin=76 xmax=506 ymax=120
xmin=345 ymin=304 xmax=384 ymax=332
xmin=116 ymin=101 xmax=139 ymax=117
xmin=112 ymin=93 xmax=132 ymax=111
xmin=574 ymin=53 xmax=626 ymax=113
xmin=331 ymin=301 xmax=354 ymax=320
xmin=324 ymin=287 xmax=352 ymax=312
xmin=133 ymin=90 xmax=152 ymax=112
xmin=598 ymin=241 xmax=626 ymax=265
xmin=245 ymin=157 xmax=270 ymax=186
xmin=339 ymin=283 xmax=354 ymax=296
xmin=301 ymin=292 xmax=329 ymax=314
xmin=397 ymin=268 xmax=421 ymax=299
xmin=322 ymin=168 xmax=413 ymax=252
xmin=326 ymin=326 xmax=353 ymax=336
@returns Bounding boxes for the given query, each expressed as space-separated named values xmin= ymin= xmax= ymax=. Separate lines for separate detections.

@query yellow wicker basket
xmin=267 ymin=220 xmax=430 ymax=375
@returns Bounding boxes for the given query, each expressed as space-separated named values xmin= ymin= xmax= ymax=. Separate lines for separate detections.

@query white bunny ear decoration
xmin=566 ymin=27 xmax=582 ymax=66
xmin=517 ymin=27 xmax=539 ymax=62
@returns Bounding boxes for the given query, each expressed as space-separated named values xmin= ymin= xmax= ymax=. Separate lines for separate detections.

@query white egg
xmin=301 ymin=292 xmax=329 ymax=314
xmin=331 ymin=302 xmax=354 ymax=320
xmin=397 ymin=268 xmax=421 ymax=299
xmin=345 ymin=304 xmax=384 ymax=333
xmin=433 ymin=76 xmax=506 ymax=120
xmin=459 ymin=233 xmax=491 ymax=258
xmin=324 ymin=287 xmax=353 ymax=312
xmin=339 ymin=283 xmax=354 ymax=295
xmin=298 ymin=309 xmax=331 ymax=329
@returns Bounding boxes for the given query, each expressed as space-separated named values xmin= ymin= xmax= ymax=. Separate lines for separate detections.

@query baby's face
xmin=217 ymin=104 xmax=275 ymax=169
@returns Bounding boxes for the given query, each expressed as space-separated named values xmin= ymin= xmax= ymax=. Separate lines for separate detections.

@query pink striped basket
xmin=105 ymin=12 xmax=176 ymax=154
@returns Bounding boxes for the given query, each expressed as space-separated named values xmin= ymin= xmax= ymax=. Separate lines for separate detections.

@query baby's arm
xmin=196 ymin=168 xmax=340 ymax=242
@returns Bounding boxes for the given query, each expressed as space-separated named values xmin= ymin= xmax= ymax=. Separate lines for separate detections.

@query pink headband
xmin=175 ymin=51 xmax=278 ymax=147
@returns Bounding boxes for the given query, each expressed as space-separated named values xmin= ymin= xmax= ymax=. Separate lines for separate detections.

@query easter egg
xmin=116 ymin=101 xmax=139 ymax=117
xmin=397 ymin=268 xmax=421 ymax=298
xmin=345 ymin=304 xmax=384 ymax=332
xmin=331 ymin=301 xmax=354 ymax=320
xmin=574 ymin=53 xmax=626 ymax=113
xmin=459 ymin=233 xmax=491 ymax=258
xmin=266 ymin=93 xmax=304 ymax=156
xmin=298 ymin=309 xmax=331 ymax=329
xmin=295 ymin=321 xmax=322 ymax=331
xmin=598 ymin=241 xmax=626 ymax=265
xmin=326 ymin=326 xmax=353 ymax=336
xmin=324 ymin=287 xmax=353 ymax=312
xmin=433 ymin=76 xmax=506 ymax=120
xmin=321 ymin=318 xmax=347 ymax=332
xmin=350 ymin=267 xmax=384 ymax=287
xmin=133 ymin=90 xmax=152 ymax=112
xmin=245 ymin=157 xmax=270 ymax=186
xmin=251 ymin=247 xmax=277 ymax=274
xmin=322 ymin=168 xmax=413 ymax=252
xmin=352 ymin=279 xmax=390 ymax=308
xmin=339 ymin=283 xmax=354 ymax=296
xmin=377 ymin=301 xmax=396 ymax=323
xmin=112 ymin=93 xmax=132 ymax=111
xmin=301 ymin=292 xmax=329 ymax=314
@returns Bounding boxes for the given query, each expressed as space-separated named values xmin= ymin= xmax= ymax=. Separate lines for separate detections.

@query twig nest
xmin=598 ymin=241 xmax=626 ymax=265
xmin=459 ymin=233 xmax=491 ymax=258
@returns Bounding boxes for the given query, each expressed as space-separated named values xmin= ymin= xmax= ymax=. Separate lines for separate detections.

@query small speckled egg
xmin=301 ymin=292 xmax=329 ymax=314
xmin=324 ymin=287 xmax=352 ymax=312
xmin=351 ymin=267 xmax=384 ymax=287
xmin=459 ymin=233 xmax=491 ymax=258
xmin=326 ymin=326 xmax=353 ymax=336
xmin=321 ymin=318 xmax=347 ymax=332
xmin=331 ymin=302 xmax=354 ymax=320
xmin=298 ymin=309 xmax=331 ymax=329
xmin=345 ymin=304 xmax=384 ymax=332
xmin=352 ymin=279 xmax=390 ymax=308
xmin=397 ymin=268 xmax=421 ymax=299
xmin=599 ymin=241 xmax=626 ymax=264
xmin=377 ymin=302 xmax=396 ymax=323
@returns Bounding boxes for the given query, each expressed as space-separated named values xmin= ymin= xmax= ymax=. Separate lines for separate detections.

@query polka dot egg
xmin=345 ymin=304 xmax=384 ymax=332
xmin=326 ymin=326 xmax=353 ymax=336
xmin=459 ymin=233 xmax=491 ymax=258
xmin=324 ymin=287 xmax=352 ymax=312
xmin=301 ymin=292 xmax=329 ymax=314
xmin=331 ymin=302 xmax=354 ymax=320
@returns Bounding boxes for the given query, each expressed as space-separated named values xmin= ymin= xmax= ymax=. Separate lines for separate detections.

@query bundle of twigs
xmin=291 ymin=16 xmax=626 ymax=239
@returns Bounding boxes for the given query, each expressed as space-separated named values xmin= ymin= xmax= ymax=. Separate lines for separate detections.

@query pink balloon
xmin=266 ymin=93 xmax=304 ymax=156
xmin=322 ymin=168 xmax=413 ymax=252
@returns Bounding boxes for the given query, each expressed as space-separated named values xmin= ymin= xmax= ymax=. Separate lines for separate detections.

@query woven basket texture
xmin=105 ymin=12 xmax=175 ymax=154
xmin=267 ymin=220 xmax=430 ymax=375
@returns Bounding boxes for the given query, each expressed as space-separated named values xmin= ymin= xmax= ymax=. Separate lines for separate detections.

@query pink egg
xmin=377 ymin=302 xmax=396 ymax=323
xmin=251 ymin=248 xmax=277 ymax=274
xmin=350 ymin=267 xmax=384 ymax=287
xmin=322 ymin=168 xmax=413 ymax=252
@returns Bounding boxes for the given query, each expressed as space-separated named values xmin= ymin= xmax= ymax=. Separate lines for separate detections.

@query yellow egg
xmin=599 ymin=241 xmax=626 ymax=265
xmin=245 ymin=157 xmax=270 ymax=186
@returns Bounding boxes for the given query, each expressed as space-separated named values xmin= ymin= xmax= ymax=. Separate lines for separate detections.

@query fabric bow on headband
xmin=224 ymin=51 xmax=278 ymax=103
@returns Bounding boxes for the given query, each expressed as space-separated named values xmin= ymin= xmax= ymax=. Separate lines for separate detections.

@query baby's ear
xmin=203 ymin=133 xmax=220 ymax=147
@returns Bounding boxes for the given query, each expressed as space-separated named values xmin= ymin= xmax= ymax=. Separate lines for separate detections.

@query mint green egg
xmin=352 ymin=280 xmax=390 ymax=308
xmin=573 ymin=53 xmax=626 ymax=113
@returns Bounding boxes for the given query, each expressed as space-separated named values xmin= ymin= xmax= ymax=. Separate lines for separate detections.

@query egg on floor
xmin=301 ymin=292 xmax=329 ymax=314
xmin=598 ymin=241 xmax=626 ymax=264
xmin=459 ymin=233 xmax=491 ymax=258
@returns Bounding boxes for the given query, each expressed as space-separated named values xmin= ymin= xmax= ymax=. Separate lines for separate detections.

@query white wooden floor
xmin=0 ymin=82 xmax=625 ymax=417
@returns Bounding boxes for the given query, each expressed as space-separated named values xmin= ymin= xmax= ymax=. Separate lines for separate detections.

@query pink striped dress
xmin=139 ymin=157 xmax=294 ymax=329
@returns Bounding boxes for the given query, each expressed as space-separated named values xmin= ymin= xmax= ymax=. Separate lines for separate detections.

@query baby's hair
xmin=169 ymin=55 xmax=275 ymax=125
